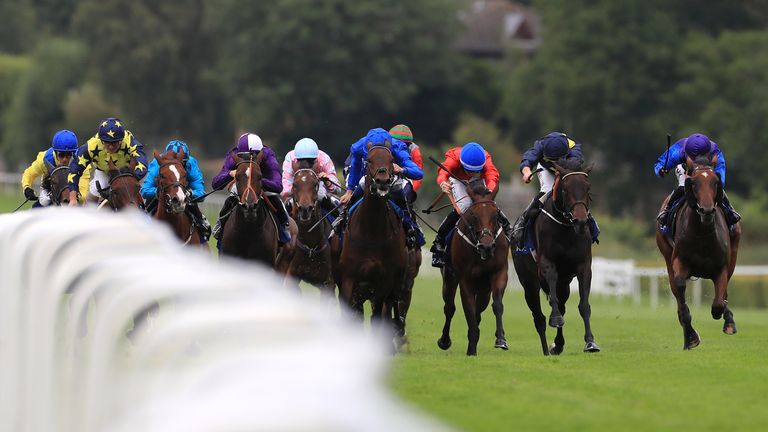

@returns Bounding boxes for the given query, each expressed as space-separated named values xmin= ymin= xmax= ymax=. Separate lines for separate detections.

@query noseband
xmin=236 ymin=156 xmax=261 ymax=207
xmin=102 ymin=171 xmax=143 ymax=211
xmin=455 ymin=201 xmax=504 ymax=258
xmin=547 ymin=171 xmax=591 ymax=225
xmin=158 ymin=160 xmax=190 ymax=213
xmin=366 ymin=146 xmax=395 ymax=192
xmin=48 ymin=166 xmax=71 ymax=205
xmin=293 ymin=168 xmax=320 ymax=212
xmin=686 ymin=166 xmax=721 ymax=216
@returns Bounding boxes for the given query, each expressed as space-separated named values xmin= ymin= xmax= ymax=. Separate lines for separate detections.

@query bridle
xmin=157 ymin=160 xmax=190 ymax=214
xmin=48 ymin=166 xmax=71 ymax=206
xmin=545 ymin=171 xmax=591 ymax=225
xmin=365 ymin=146 xmax=395 ymax=193
xmin=685 ymin=165 xmax=722 ymax=216
xmin=455 ymin=200 xmax=504 ymax=259
xmin=235 ymin=155 xmax=261 ymax=207
xmin=100 ymin=171 xmax=144 ymax=211
xmin=293 ymin=168 xmax=321 ymax=216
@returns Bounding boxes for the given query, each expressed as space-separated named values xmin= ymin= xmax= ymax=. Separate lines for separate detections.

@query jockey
xmin=654 ymin=133 xmax=740 ymax=230
xmin=337 ymin=127 xmax=424 ymax=247
xmin=22 ymin=130 xmax=89 ymax=207
xmin=511 ymin=132 xmax=587 ymax=248
xmin=430 ymin=142 xmax=510 ymax=267
xmin=388 ymin=124 xmax=424 ymax=192
xmin=67 ymin=117 xmax=148 ymax=205
xmin=210 ymin=132 xmax=290 ymax=245
xmin=141 ymin=140 xmax=212 ymax=242
xmin=281 ymin=137 xmax=343 ymax=213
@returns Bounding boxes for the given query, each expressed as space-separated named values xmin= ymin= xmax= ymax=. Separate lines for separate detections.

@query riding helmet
xmin=540 ymin=132 xmax=572 ymax=160
xmin=294 ymin=138 xmax=319 ymax=159
xmin=684 ymin=133 xmax=713 ymax=157
xmin=236 ymin=133 xmax=263 ymax=153
xmin=165 ymin=140 xmax=190 ymax=161
xmin=389 ymin=124 xmax=414 ymax=143
xmin=52 ymin=130 xmax=78 ymax=152
xmin=459 ymin=142 xmax=487 ymax=171
xmin=98 ymin=117 xmax=125 ymax=143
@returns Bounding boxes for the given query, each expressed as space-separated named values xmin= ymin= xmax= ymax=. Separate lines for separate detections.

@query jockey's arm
xmin=21 ymin=152 xmax=46 ymax=192
xmin=186 ymin=157 xmax=206 ymax=200
xmin=489 ymin=183 xmax=500 ymax=200
xmin=140 ymin=159 xmax=160 ymax=200
xmin=280 ymin=156 xmax=294 ymax=199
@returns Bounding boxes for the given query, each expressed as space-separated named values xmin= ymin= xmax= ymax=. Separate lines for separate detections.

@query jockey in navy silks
xmin=654 ymin=133 xmax=740 ymax=232
xmin=337 ymin=128 xmax=424 ymax=248
xmin=141 ymin=140 xmax=211 ymax=242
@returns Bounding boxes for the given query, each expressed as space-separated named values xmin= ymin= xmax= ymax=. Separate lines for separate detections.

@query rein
xmin=550 ymin=171 xmax=591 ymax=225
xmin=237 ymin=156 xmax=260 ymax=206
xmin=157 ymin=160 xmax=190 ymax=214
xmin=455 ymin=200 xmax=503 ymax=252
xmin=48 ymin=166 xmax=71 ymax=206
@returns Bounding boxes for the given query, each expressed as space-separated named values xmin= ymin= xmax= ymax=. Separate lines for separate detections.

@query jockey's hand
xmin=659 ymin=168 xmax=668 ymax=177
xmin=229 ymin=169 xmax=236 ymax=178
xmin=440 ymin=181 xmax=452 ymax=194
xmin=318 ymin=172 xmax=328 ymax=179
xmin=24 ymin=187 xmax=37 ymax=201
xmin=393 ymin=164 xmax=404 ymax=174
xmin=521 ymin=166 xmax=533 ymax=184
xmin=340 ymin=190 xmax=353 ymax=205
xmin=68 ymin=190 xmax=79 ymax=207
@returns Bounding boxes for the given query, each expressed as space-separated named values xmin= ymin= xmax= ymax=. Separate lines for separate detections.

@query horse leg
xmin=670 ymin=259 xmax=699 ymax=349
xmin=514 ymin=254 xmax=548 ymax=355
xmin=437 ymin=269 xmax=458 ymax=350
xmin=540 ymin=257 xmax=564 ymax=328
xmin=491 ymin=271 xmax=509 ymax=351
xmin=550 ymin=278 xmax=570 ymax=355
xmin=459 ymin=280 xmax=480 ymax=356
xmin=395 ymin=274 xmax=415 ymax=348
xmin=576 ymin=262 xmax=600 ymax=353
xmin=711 ymin=268 xmax=737 ymax=334
xmin=340 ymin=276 xmax=363 ymax=322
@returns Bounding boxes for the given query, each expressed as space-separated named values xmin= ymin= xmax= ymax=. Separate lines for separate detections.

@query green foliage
xmin=210 ymin=0 xmax=464 ymax=157
xmin=449 ymin=113 xmax=520 ymax=172
xmin=0 ymin=0 xmax=36 ymax=53
xmin=1 ymin=38 xmax=87 ymax=165
xmin=0 ymin=54 xmax=31 ymax=114
xmin=62 ymin=83 xmax=122 ymax=142
xmin=32 ymin=0 xmax=79 ymax=35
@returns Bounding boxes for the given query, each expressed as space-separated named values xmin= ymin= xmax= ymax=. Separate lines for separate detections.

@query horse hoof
xmin=723 ymin=323 xmax=738 ymax=335
xmin=494 ymin=339 xmax=509 ymax=350
xmin=437 ymin=337 xmax=452 ymax=351
xmin=583 ymin=341 xmax=601 ymax=353
xmin=549 ymin=342 xmax=563 ymax=355
xmin=394 ymin=334 xmax=409 ymax=350
xmin=683 ymin=333 xmax=701 ymax=350
xmin=549 ymin=315 xmax=564 ymax=328
xmin=466 ymin=350 xmax=477 ymax=356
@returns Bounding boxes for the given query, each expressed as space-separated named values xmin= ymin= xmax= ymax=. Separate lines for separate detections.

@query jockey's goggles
xmin=56 ymin=151 xmax=74 ymax=158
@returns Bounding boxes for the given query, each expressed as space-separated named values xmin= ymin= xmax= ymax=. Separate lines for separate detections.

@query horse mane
xmin=554 ymin=158 xmax=584 ymax=173
xmin=691 ymin=154 xmax=713 ymax=167
xmin=467 ymin=177 xmax=491 ymax=197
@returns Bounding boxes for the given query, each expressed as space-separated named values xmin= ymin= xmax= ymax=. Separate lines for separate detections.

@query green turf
xmin=389 ymin=275 xmax=768 ymax=432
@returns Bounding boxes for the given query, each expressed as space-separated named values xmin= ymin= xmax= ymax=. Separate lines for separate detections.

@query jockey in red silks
xmin=388 ymin=124 xmax=424 ymax=193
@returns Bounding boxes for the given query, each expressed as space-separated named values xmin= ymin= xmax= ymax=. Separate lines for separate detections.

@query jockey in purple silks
xmin=211 ymin=132 xmax=291 ymax=245
xmin=654 ymin=132 xmax=741 ymax=232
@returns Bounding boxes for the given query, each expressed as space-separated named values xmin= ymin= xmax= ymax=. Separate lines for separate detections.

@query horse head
xmin=365 ymin=142 xmax=394 ymax=197
xmin=684 ymin=153 xmax=722 ymax=226
xmin=48 ymin=165 xmax=72 ymax=206
xmin=552 ymin=161 xmax=593 ymax=235
xmin=233 ymin=151 xmax=264 ymax=220
xmin=463 ymin=183 xmax=501 ymax=261
xmin=105 ymin=158 xmax=144 ymax=210
xmin=154 ymin=149 xmax=189 ymax=214
xmin=292 ymin=168 xmax=320 ymax=224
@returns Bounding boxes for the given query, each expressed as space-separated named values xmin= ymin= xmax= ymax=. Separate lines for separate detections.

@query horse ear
xmin=177 ymin=147 xmax=186 ymax=161
xmin=366 ymin=141 xmax=373 ymax=151
xmin=107 ymin=158 xmax=118 ymax=173
xmin=552 ymin=161 xmax=565 ymax=174
xmin=129 ymin=158 xmax=138 ymax=172
xmin=232 ymin=152 xmax=241 ymax=164
xmin=255 ymin=151 xmax=265 ymax=164
xmin=291 ymin=159 xmax=299 ymax=172
xmin=710 ymin=153 xmax=718 ymax=167
xmin=685 ymin=154 xmax=695 ymax=171
xmin=153 ymin=149 xmax=161 ymax=160
xmin=384 ymin=140 xmax=391 ymax=149
xmin=583 ymin=162 xmax=594 ymax=174
xmin=312 ymin=158 xmax=322 ymax=173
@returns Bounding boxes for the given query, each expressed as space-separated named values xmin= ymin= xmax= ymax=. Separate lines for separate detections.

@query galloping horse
xmin=512 ymin=161 xmax=599 ymax=355
xmin=152 ymin=149 xmax=201 ymax=246
xmin=97 ymin=159 xmax=145 ymax=211
xmin=437 ymin=179 xmax=509 ymax=356
xmin=220 ymin=152 xmax=279 ymax=266
xmin=338 ymin=142 xmax=407 ymax=336
xmin=282 ymin=165 xmax=335 ymax=296
xmin=46 ymin=165 xmax=72 ymax=206
xmin=656 ymin=154 xmax=741 ymax=349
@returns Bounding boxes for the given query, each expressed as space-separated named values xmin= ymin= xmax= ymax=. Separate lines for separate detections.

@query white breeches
xmin=38 ymin=187 xmax=52 ymax=206
xmin=675 ymin=164 xmax=687 ymax=187
xmin=536 ymin=163 xmax=556 ymax=194
xmin=89 ymin=169 xmax=110 ymax=200
xmin=450 ymin=178 xmax=472 ymax=213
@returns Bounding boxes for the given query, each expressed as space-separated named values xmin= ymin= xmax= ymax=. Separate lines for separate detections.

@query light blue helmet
xmin=165 ymin=140 xmax=190 ymax=161
xmin=52 ymin=130 xmax=78 ymax=152
xmin=294 ymin=138 xmax=319 ymax=159
xmin=459 ymin=142 xmax=486 ymax=171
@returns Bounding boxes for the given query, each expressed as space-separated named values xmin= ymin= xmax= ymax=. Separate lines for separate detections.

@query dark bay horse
xmin=338 ymin=142 xmax=407 ymax=339
xmin=220 ymin=152 xmax=279 ymax=266
xmin=283 ymin=167 xmax=335 ymax=296
xmin=152 ymin=149 xmax=201 ymax=246
xmin=46 ymin=165 xmax=72 ymax=206
xmin=512 ymin=161 xmax=599 ymax=355
xmin=437 ymin=180 xmax=509 ymax=356
xmin=98 ymin=159 xmax=145 ymax=211
xmin=656 ymin=154 xmax=741 ymax=350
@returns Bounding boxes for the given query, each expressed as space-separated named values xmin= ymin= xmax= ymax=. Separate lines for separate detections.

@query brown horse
xmin=152 ymin=149 xmax=201 ymax=246
xmin=220 ymin=152 xmax=279 ymax=266
xmin=437 ymin=180 xmax=509 ymax=356
xmin=338 ymin=142 xmax=407 ymax=337
xmin=283 ymin=167 xmax=335 ymax=296
xmin=46 ymin=165 xmax=73 ymax=206
xmin=97 ymin=159 xmax=145 ymax=211
xmin=512 ymin=161 xmax=599 ymax=356
xmin=656 ymin=154 xmax=741 ymax=350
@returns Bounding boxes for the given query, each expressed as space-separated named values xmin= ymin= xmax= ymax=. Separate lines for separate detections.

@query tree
xmin=0 ymin=0 xmax=36 ymax=53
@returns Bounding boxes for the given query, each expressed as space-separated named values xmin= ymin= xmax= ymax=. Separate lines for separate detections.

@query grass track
xmin=389 ymin=276 xmax=768 ymax=432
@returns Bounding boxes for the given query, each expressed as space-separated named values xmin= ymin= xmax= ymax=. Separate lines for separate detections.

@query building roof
xmin=455 ymin=0 xmax=541 ymax=58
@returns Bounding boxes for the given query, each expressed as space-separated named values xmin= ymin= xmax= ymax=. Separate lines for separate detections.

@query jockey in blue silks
xmin=654 ymin=132 xmax=740 ymax=231
xmin=337 ymin=128 xmax=424 ymax=247
xmin=141 ymin=140 xmax=211 ymax=242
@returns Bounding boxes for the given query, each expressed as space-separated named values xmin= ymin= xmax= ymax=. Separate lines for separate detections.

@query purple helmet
xmin=684 ymin=133 xmax=713 ymax=157
xmin=236 ymin=133 xmax=263 ymax=153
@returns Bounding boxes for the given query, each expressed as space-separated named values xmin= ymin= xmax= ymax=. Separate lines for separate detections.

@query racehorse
xmin=512 ymin=160 xmax=599 ymax=355
xmin=282 ymin=166 xmax=335 ymax=296
xmin=220 ymin=152 xmax=279 ymax=266
xmin=437 ymin=179 xmax=509 ymax=356
xmin=152 ymin=149 xmax=201 ymax=246
xmin=656 ymin=154 xmax=741 ymax=349
xmin=46 ymin=165 xmax=72 ymax=206
xmin=98 ymin=159 xmax=145 ymax=211
xmin=338 ymin=142 xmax=407 ymax=339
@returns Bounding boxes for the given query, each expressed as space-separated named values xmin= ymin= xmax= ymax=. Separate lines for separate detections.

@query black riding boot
xmin=213 ymin=195 xmax=238 ymax=241
xmin=657 ymin=186 xmax=685 ymax=227
xmin=268 ymin=195 xmax=291 ymax=245
xmin=720 ymin=193 xmax=742 ymax=226
xmin=187 ymin=203 xmax=211 ymax=242
xmin=145 ymin=197 xmax=158 ymax=215
xmin=512 ymin=192 xmax=545 ymax=248
xmin=498 ymin=210 xmax=513 ymax=243
xmin=431 ymin=211 xmax=461 ymax=268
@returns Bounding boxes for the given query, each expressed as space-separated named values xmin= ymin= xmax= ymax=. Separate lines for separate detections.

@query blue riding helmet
xmin=540 ymin=132 xmax=571 ymax=160
xmin=459 ymin=142 xmax=486 ymax=171
xmin=294 ymin=138 xmax=319 ymax=159
xmin=52 ymin=130 xmax=78 ymax=152
xmin=98 ymin=117 xmax=125 ymax=142
xmin=684 ymin=133 xmax=713 ymax=157
xmin=165 ymin=140 xmax=190 ymax=161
